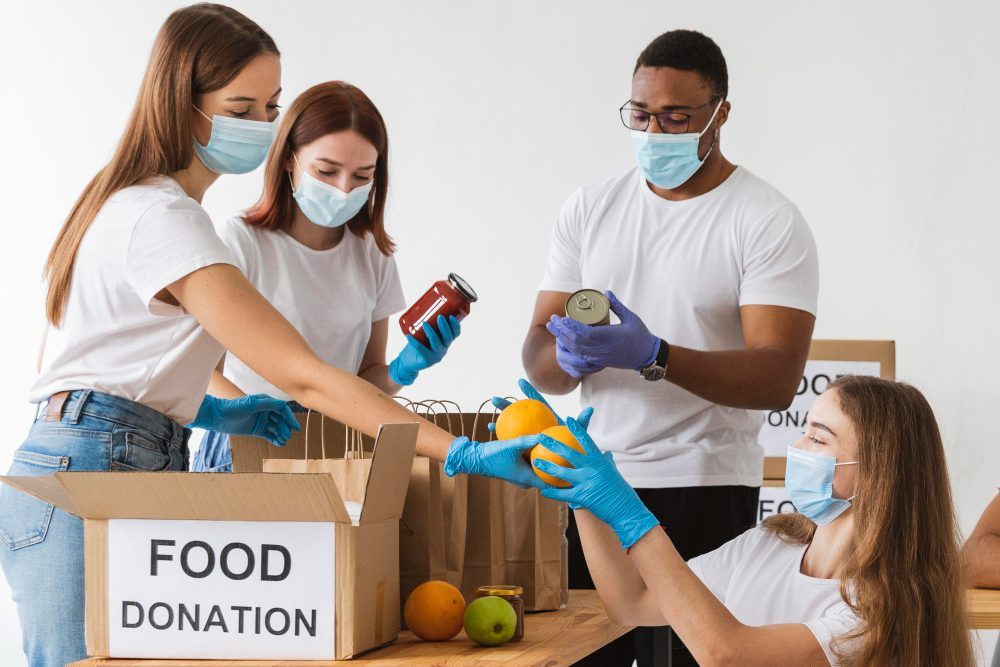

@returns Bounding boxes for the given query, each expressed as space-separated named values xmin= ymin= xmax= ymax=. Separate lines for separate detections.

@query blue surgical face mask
xmin=630 ymin=99 xmax=723 ymax=189
xmin=193 ymin=106 xmax=276 ymax=175
xmin=785 ymin=445 xmax=857 ymax=526
xmin=290 ymin=154 xmax=373 ymax=229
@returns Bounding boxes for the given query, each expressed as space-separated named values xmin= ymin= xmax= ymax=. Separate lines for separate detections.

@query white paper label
xmin=106 ymin=519 xmax=335 ymax=659
xmin=758 ymin=360 xmax=881 ymax=456
xmin=757 ymin=486 xmax=796 ymax=525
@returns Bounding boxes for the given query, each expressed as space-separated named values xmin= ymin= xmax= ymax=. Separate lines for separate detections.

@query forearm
xmin=284 ymin=355 xmax=453 ymax=460
xmin=358 ymin=363 xmax=401 ymax=396
xmin=963 ymin=534 xmax=1000 ymax=588
xmin=628 ymin=528 xmax=823 ymax=666
xmin=175 ymin=265 xmax=456 ymax=461
xmin=208 ymin=368 xmax=245 ymax=400
xmin=574 ymin=510 xmax=664 ymax=626
xmin=665 ymin=345 xmax=803 ymax=411
xmin=522 ymin=325 xmax=579 ymax=395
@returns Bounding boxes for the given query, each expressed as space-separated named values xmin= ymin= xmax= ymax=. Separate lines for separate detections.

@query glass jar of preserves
xmin=399 ymin=273 xmax=478 ymax=346
xmin=475 ymin=585 xmax=524 ymax=642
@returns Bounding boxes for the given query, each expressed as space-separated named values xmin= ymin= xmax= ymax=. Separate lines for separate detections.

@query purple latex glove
xmin=547 ymin=291 xmax=660 ymax=372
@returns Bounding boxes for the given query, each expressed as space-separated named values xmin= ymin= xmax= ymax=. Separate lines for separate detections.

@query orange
xmin=404 ymin=580 xmax=467 ymax=641
xmin=530 ymin=425 xmax=586 ymax=488
xmin=493 ymin=398 xmax=558 ymax=441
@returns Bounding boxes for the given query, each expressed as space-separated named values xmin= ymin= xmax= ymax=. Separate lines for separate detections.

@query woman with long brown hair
xmin=0 ymin=5 xmax=540 ymax=665
xmin=503 ymin=375 xmax=973 ymax=665
xmin=193 ymin=81 xmax=462 ymax=472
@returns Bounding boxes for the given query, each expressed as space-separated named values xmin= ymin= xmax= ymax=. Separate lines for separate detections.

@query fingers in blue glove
xmin=268 ymin=419 xmax=292 ymax=445
xmin=532 ymin=458 xmax=582 ymax=486
xmin=491 ymin=396 xmax=512 ymax=411
xmin=513 ymin=378 xmax=564 ymax=426
xmin=565 ymin=417 xmax=604 ymax=457
xmin=435 ymin=315 xmax=454 ymax=346
xmin=277 ymin=403 xmax=300 ymax=432
xmin=540 ymin=485 xmax=576 ymax=503
xmin=536 ymin=434 xmax=589 ymax=470
xmin=423 ymin=320 xmax=444 ymax=352
xmin=575 ymin=406 xmax=594 ymax=430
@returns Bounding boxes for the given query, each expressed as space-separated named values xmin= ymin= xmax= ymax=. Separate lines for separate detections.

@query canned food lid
xmin=448 ymin=273 xmax=478 ymax=302
xmin=476 ymin=585 xmax=524 ymax=597
xmin=565 ymin=289 xmax=610 ymax=325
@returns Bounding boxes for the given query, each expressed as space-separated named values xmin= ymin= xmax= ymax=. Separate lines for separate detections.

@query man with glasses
xmin=522 ymin=30 xmax=819 ymax=666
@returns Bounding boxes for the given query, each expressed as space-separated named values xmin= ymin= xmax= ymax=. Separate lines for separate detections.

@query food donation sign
xmin=106 ymin=519 xmax=335 ymax=660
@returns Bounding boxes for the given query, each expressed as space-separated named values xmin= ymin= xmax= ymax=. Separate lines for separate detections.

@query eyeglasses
xmin=619 ymin=97 xmax=722 ymax=134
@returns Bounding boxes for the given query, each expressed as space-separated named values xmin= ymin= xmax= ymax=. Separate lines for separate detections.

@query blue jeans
xmin=192 ymin=400 xmax=307 ymax=473
xmin=0 ymin=390 xmax=189 ymax=667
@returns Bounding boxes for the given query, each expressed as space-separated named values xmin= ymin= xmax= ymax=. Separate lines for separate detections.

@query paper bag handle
xmin=303 ymin=409 xmax=328 ymax=460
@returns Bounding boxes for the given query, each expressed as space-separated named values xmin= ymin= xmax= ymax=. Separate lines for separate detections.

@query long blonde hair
xmin=43 ymin=3 xmax=278 ymax=325
xmin=764 ymin=375 xmax=972 ymax=666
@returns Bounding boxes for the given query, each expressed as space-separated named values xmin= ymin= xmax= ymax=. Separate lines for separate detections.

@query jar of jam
xmin=475 ymin=585 xmax=524 ymax=642
xmin=565 ymin=289 xmax=610 ymax=326
xmin=399 ymin=273 xmax=478 ymax=346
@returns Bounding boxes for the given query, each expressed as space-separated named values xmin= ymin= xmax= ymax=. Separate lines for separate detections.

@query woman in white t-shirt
xmin=518 ymin=375 xmax=973 ymax=665
xmin=0 ymin=6 xmax=533 ymax=666
xmin=193 ymin=81 xmax=460 ymax=472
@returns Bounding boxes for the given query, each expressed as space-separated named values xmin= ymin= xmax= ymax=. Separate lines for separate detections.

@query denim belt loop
xmin=67 ymin=389 xmax=93 ymax=425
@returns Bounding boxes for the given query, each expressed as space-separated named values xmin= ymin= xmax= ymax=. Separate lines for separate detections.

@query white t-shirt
xmin=540 ymin=167 xmax=819 ymax=487
xmin=216 ymin=216 xmax=406 ymax=400
xmin=687 ymin=527 xmax=860 ymax=665
xmin=31 ymin=176 xmax=237 ymax=424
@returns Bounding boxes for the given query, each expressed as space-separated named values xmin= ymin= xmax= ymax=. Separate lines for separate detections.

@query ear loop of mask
xmin=834 ymin=460 xmax=859 ymax=502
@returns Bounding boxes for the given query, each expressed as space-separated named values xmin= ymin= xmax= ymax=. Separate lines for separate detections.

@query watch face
xmin=642 ymin=366 xmax=665 ymax=382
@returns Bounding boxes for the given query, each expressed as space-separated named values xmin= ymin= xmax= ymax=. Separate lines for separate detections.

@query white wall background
xmin=1 ymin=0 xmax=998 ymax=663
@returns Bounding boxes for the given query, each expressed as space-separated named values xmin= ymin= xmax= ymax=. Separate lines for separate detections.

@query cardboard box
xmin=0 ymin=423 xmax=418 ymax=661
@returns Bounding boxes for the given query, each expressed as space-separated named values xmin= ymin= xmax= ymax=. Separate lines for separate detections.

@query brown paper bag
xmin=261 ymin=411 xmax=372 ymax=502
xmin=393 ymin=400 xmax=469 ymax=618
xmin=231 ymin=410 xmax=373 ymax=473
xmin=398 ymin=456 xmax=447 ymax=605
xmin=501 ymin=485 xmax=569 ymax=610
xmin=459 ymin=401 xmax=568 ymax=610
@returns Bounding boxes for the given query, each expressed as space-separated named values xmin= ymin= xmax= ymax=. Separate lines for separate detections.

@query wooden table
xmin=967 ymin=588 xmax=1000 ymax=629
xmin=70 ymin=590 xmax=631 ymax=667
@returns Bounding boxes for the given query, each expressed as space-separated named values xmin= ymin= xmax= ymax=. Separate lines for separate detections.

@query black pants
xmin=570 ymin=485 xmax=760 ymax=667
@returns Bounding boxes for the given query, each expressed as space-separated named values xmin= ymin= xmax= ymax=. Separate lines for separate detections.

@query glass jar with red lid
xmin=399 ymin=273 xmax=478 ymax=346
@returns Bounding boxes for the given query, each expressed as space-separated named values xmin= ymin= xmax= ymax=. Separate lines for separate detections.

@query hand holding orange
xmin=530 ymin=425 xmax=586 ymax=487
xmin=493 ymin=398 xmax=558 ymax=440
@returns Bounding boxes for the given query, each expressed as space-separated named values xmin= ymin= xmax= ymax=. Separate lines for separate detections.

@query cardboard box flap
xmin=360 ymin=422 xmax=418 ymax=524
xmin=4 ymin=471 xmax=352 ymax=522
xmin=0 ymin=474 xmax=81 ymax=516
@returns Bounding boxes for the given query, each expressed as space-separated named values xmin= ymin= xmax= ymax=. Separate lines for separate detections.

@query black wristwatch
xmin=640 ymin=339 xmax=670 ymax=381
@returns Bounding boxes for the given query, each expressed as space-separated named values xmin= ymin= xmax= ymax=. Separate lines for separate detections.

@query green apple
xmin=463 ymin=596 xmax=517 ymax=647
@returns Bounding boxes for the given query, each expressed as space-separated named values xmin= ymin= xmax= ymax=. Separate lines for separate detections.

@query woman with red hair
xmin=193 ymin=81 xmax=461 ymax=470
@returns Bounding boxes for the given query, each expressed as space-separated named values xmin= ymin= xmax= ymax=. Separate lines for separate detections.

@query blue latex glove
xmin=534 ymin=418 xmax=660 ymax=550
xmin=187 ymin=394 xmax=300 ymax=448
xmin=546 ymin=291 xmax=660 ymax=372
xmin=443 ymin=435 xmax=543 ymax=489
xmin=487 ymin=378 xmax=594 ymax=434
xmin=388 ymin=314 xmax=461 ymax=386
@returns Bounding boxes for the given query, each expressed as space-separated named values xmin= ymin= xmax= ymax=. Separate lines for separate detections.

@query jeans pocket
xmin=0 ymin=450 xmax=70 ymax=550
xmin=111 ymin=430 xmax=172 ymax=472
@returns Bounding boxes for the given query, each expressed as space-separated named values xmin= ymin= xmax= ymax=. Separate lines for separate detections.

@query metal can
xmin=565 ymin=289 xmax=610 ymax=326
xmin=399 ymin=273 xmax=478 ymax=346
xmin=475 ymin=585 xmax=525 ymax=642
